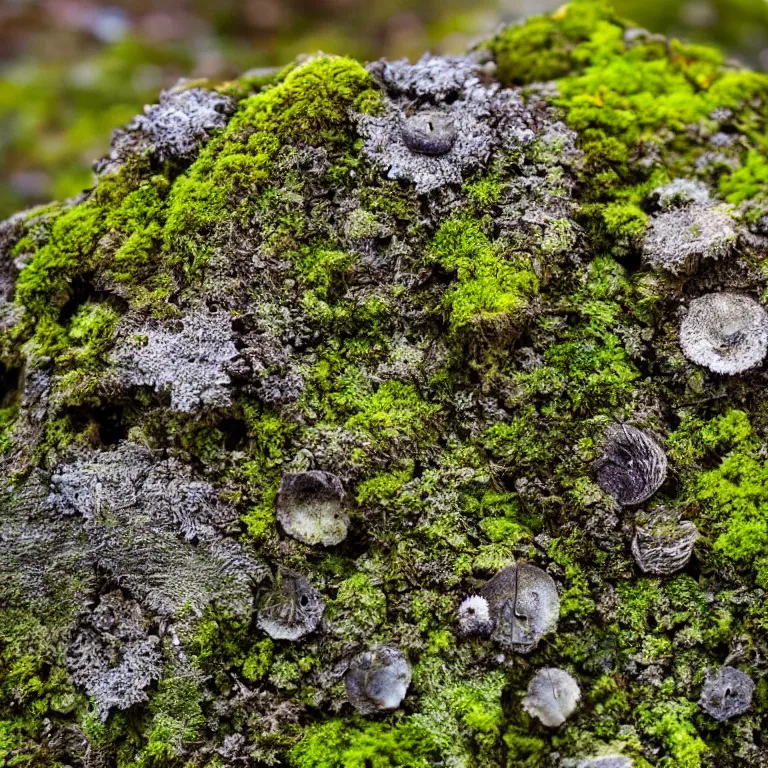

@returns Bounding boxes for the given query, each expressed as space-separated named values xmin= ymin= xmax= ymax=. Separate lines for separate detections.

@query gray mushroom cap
xmin=345 ymin=645 xmax=412 ymax=715
xmin=522 ymin=667 xmax=581 ymax=727
xmin=480 ymin=563 xmax=560 ymax=653
xmin=680 ymin=292 xmax=768 ymax=375
xmin=256 ymin=575 xmax=325 ymax=641
xmin=631 ymin=508 xmax=698 ymax=576
xmin=593 ymin=424 xmax=667 ymax=506
xmin=401 ymin=111 xmax=457 ymax=156
xmin=276 ymin=470 xmax=350 ymax=546
xmin=699 ymin=665 xmax=754 ymax=721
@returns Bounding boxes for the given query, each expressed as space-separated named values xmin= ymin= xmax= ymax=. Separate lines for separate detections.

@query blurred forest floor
xmin=2 ymin=0 xmax=768 ymax=218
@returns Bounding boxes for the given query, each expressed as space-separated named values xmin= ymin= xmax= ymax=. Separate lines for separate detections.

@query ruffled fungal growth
xmin=699 ymin=666 xmax=754 ymax=722
xmin=96 ymin=86 xmax=236 ymax=175
xmin=593 ymin=424 xmax=667 ymax=506
xmin=480 ymin=563 xmax=560 ymax=653
xmin=457 ymin=594 xmax=492 ymax=636
xmin=631 ymin=508 xmax=698 ymax=576
xmin=256 ymin=575 xmax=325 ymax=641
xmin=344 ymin=645 xmax=412 ymax=715
xmin=642 ymin=203 xmax=737 ymax=274
xmin=522 ymin=667 xmax=581 ymax=727
xmin=276 ymin=471 xmax=350 ymax=546
xmin=679 ymin=293 xmax=768 ymax=375
xmin=358 ymin=54 xmax=538 ymax=193
xmin=66 ymin=590 xmax=162 ymax=721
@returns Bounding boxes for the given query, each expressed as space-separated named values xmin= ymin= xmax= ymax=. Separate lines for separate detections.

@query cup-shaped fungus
xmin=699 ymin=666 xmax=754 ymax=722
xmin=680 ymin=293 xmax=768 ymax=375
xmin=631 ymin=508 xmax=698 ymax=576
xmin=401 ymin=111 xmax=457 ymax=156
xmin=593 ymin=424 xmax=667 ymax=506
xmin=522 ymin=667 xmax=581 ymax=727
xmin=457 ymin=595 xmax=492 ymax=636
xmin=276 ymin=471 xmax=350 ymax=546
xmin=345 ymin=645 xmax=412 ymax=715
xmin=480 ymin=564 xmax=560 ymax=653
xmin=256 ymin=576 xmax=325 ymax=641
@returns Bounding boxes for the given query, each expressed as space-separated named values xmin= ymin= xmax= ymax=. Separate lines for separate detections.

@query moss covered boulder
xmin=5 ymin=2 xmax=768 ymax=765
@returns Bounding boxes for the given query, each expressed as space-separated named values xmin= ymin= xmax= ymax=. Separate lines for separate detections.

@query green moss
xmin=428 ymin=217 xmax=539 ymax=337
xmin=636 ymin=697 xmax=707 ymax=768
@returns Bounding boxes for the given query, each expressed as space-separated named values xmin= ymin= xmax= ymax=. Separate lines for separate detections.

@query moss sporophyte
xmin=5 ymin=3 xmax=768 ymax=766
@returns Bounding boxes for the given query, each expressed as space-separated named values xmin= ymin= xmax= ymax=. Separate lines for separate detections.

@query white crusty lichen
xmin=679 ymin=292 xmax=768 ymax=375
xmin=344 ymin=645 xmax=412 ymax=715
xmin=276 ymin=470 xmax=350 ymax=546
xmin=522 ymin=667 xmax=581 ymax=727
xmin=593 ymin=424 xmax=667 ymax=507
xmin=642 ymin=203 xmax=737 ymax=274
xmin=110 ymin=311 xmax=239 ymax=412
xmin=457 ymin=594 xmax=492 ymax=636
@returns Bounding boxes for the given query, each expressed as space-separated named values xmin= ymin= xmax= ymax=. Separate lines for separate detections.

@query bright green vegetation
xmin=4 ymin=4 xmax=768 ymax=767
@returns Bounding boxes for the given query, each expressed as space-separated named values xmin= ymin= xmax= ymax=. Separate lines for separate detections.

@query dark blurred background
xmin=1 ymin=0 xmax=767 ymax=219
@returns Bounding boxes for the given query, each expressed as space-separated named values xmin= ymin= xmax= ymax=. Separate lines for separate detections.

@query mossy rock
xmin=5 ymin=2 xmax=768 ymax=766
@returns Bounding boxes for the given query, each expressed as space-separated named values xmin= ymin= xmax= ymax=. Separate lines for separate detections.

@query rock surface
xmin=4 ymin=2 xmax=768 ymax=766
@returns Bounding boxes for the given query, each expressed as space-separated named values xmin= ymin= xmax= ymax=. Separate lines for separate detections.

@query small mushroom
xmin=522 ymin=667 xmax=581 ymax=727
xmin=345 ymin=645 xmax=412 ymax=715
xmin=680 ymin=293 xmax=768 ymax=375
xmin=593 ymin=424 xmax=667 ymax=506
xmin=276 ymin=471 xmax=350 ymax=546
xmin=457 ymin=595 xmax=492 ymax=636
xmin=699 ymin=665 xmax=754 ymax=721
xmin=631 ymin=508 xmax=698 ymax=576
xmin=256 ymin=576 xmax=324 ymax=641
xmin=401 ymin=111 xmax=457 ymax=156
xmin=480 ymin=564 xmax=560 ymax=653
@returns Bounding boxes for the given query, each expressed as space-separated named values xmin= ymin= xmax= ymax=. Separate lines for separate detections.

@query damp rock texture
xmin=522 ymin=667 xmax=581 ymax=727
xmin=480 ymin=564 xmax=560 ymax=653
xmin=699 ymin=666 xmax=755 ymax=722
xmin=593 ymin=424 xmax=667 ymax=506
xmin=6 ymin=3 xmax=768 ymax=767
xmin=679 ymin=292 xmax=768 ymax=374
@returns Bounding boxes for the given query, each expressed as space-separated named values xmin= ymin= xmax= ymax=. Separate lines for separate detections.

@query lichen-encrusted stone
xmin=699 ymin=666 xmax=754 ymax=721
xmin=344 ymin=645 xmax=412 ymax=715
xmin=593 ymin=424 xmax=667 ymax=506
xmin=631 ymin=508 xmax=698 ymax=575
xmin=650 ymin=178 xmax=711 ymax=210
xmin=642 ymin=203 xmax=737 ymax=274
xmin=522 ymin=667 xmax=581 ymax=727
xmin=276 ymin=470 xmax=350 ymax=546
xmin=95 ymin=86 xmax=236 ymax=175
xmin=256 ymin=575 xmax=325 ymax=641
xmin=66 ymin=590 xmax=162 ymax=721
xmin=679 ymin=292 xmax=768 ymax=374
xmin=480 ymin=563 xmax=560 ymax=653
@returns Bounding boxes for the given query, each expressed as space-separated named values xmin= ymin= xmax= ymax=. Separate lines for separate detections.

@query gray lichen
xmin=109 ymin=312 xmax=239 ymax=412
xmin=642 ymin=203 xmax=737 ymax=274
xmin=358 ymin=54 xmax=537 ymax=193
xmin=521 ymin=667 xmax=581 ymax=727
xmin=631 ymin=508 xmax=698 ymax=576
xmin=650 ymin=178 xmax=711 ymax=210
xmin=344 ymin=645 xmax=412 ymax=715
xmin=66 ymin=590 xmax=162 ymax=721
xmin=256 ymin=575 xmax=325 ymax=641
xmin=276 ymin=471 xmax=350 ymax=546
xmin=95 ymin=86 xmax=236 ymax=175
xmin=480 ymin=563 xmax=560 ymax=653
xmin=593 ymin=424 xmax=667 ymax=506
xmin=699 ymin=666 xmax=755 ymax=721
xmin=679 ymin=292 xmax=768 ymax=374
